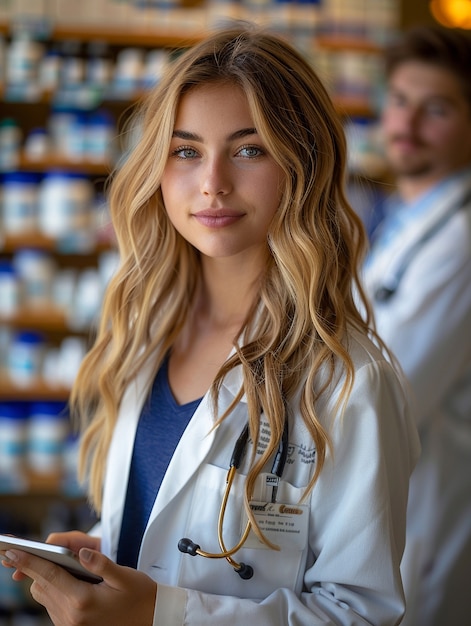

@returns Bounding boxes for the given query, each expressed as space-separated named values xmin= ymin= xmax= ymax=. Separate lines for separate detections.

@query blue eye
xmin=173 ymin=146 xmax=199 ymax=159
xmin=238 ymin=145 xmax=264 ymax=158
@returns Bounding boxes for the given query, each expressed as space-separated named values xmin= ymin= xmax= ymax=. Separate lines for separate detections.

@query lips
xmin=391 ymin=136 xmax=424 ymax=150
xmin=193 ymin=208 xmax=245 ymax=228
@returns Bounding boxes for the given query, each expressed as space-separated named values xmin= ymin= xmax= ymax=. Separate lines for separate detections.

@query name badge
xmin=243 ymin=501 xmax=309 ymax=550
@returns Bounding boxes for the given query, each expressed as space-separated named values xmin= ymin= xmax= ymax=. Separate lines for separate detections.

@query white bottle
xmin=6 ymin=31 xmax=43 ymax=89
xmin=0 ymin=402 xmax=29 ymax=474
xmin=28 ymin=401 xmax=70 ymax=474
xmin=2 ymin=172 xmax=40 ymax=233
xmin=13 ymin=248 xmax=56 ymax=308
xmin=38 ymin=171 xmax=94 ymax=238
xmin=8 ymin=330 xmax=46 ymax=386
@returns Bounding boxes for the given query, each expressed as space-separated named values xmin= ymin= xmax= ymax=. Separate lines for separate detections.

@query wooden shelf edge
xmin=16 ymin=154 xmax=112 ymax=175
xmin=1 ymin=231 xmax=113 ymax=254
xmin=0 ymin=19 xmax=204 ymax=48
xmin=316 ymin=34 xmax=383 ymax=53
xmin=334 ymin=97 xmax=377 ymax=118
xmin=0 ymin=382 xmax=71 ymax=401
xmin=0 ymin=471 xmax=87 ymax=497
xmin=0 ymin=306 xmax=69 ymax=331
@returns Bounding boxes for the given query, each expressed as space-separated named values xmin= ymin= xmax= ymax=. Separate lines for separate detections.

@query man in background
xmin=362 ymin=25 xmax=471 ymax=626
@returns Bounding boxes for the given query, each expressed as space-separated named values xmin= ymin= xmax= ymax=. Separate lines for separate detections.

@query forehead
xmin=177 ymin=82 xmax=249 ymax=115
xmin=172 ymin=82 xmax=259 ymax=143
xmin=388 ymin=60 xmax=467 ymax=104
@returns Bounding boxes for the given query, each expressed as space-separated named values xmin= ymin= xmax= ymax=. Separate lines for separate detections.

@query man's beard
xmin=386 ymin=136 xmax=433 ymax=178
xmin=391 ymin=160 xmax=433 ymax=178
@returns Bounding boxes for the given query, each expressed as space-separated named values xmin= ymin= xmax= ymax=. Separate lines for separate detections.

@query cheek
xmin=160 ymin=169 xmax=177 ymax=203
xmin=160 ymin=179 xmax=180 ymax=228
xmin=423 ymin=122 xmax=462 ymax=149
xmin=381 ymin=108 xmax=402 ymax=134
xmin=265 ymin=169 xmax=285 ymax=209
xmin=267 ymin=188 xmax=283 ymax=221
xmin=160 ymin=169 xmax=188 ymax=215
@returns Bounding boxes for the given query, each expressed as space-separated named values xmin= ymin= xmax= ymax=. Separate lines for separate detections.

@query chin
xmin=389 ymin=158 xmax=433 ymax=178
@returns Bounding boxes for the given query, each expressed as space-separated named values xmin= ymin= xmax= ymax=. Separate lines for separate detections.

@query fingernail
xmin=80 ymin=548 xmax=92 ymax=562
xmin=5 ymin=550 xmax=18 ymax=562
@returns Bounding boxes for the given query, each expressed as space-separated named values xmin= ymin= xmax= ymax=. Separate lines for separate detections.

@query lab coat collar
xmin=152 ymin=354 xmax=247 ymax=514
xmin=367 ymin=169 xmax=471 ymax=286
xmin=101 ymin=347 xmax=246 ymax=560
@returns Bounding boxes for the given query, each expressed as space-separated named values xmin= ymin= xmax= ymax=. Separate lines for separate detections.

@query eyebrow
xmin=390 ymin=86 xmax=458 ymax=105
xmin=172 ymin=128 xmax=258 ymax=142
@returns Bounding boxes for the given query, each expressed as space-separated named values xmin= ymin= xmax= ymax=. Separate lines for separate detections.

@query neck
xmin=396 ymin=164 xmax=471 ymax=203
xmin=396 ymin=176 xmax=435 ymax=203
xmin=196 ymin=253 xmax=266 ymax=330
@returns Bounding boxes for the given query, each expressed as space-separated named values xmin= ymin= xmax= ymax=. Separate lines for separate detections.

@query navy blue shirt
xmin=117 ymin=357 xmax=202 ymax=568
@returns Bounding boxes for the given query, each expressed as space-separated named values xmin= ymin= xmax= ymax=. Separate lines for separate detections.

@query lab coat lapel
xmin=102 ymin=349 xmax=246 ymax=561
xmin=369 ymin=175 xmax=471 ymax=287
xmin=100 ymin=356 xmax=155 ymax=560
xmin=150 ymin=393 xmax=217 ymax=515
xmin=147 ymin=363 xmax=246 ymax=522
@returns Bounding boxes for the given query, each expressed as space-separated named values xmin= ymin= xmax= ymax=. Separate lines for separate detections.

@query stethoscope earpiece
xmin=235 ymin=562 xmax=254 ymax=580
xmin=178 ymin=537 xmax=254 ymax=580
xmin=178 ymin=537 xmax=200 ymax=556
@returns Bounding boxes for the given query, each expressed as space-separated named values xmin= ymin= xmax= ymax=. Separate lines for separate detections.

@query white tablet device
xmin=0 ymin=534 xmax=103 ymax=584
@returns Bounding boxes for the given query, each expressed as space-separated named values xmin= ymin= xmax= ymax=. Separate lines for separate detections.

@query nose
xmin=200 ymin=155 xmax=232 ymax=196
xmin=399 ymin=104 xmax=423 ymax=133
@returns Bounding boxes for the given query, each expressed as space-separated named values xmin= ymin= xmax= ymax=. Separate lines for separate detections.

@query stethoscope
xmin=374 ymin=189 xmax=471 ymax=302
xmin=178 ymin=418 xmax=289 ymax=580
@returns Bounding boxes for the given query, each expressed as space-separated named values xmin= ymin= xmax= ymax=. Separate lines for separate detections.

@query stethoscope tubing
xmin=178 ymin=417 xmax=289 ymax=579
xmin=374 ymin=189 xmax=471 ymax=302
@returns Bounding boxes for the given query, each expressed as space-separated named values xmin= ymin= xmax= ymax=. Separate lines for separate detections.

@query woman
xmin=1 ymin=24 xmax=419 ymax=625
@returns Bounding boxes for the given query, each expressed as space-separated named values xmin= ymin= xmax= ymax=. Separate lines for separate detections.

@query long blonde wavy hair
xmin=72 ymin=24 xmax=377 ymax=517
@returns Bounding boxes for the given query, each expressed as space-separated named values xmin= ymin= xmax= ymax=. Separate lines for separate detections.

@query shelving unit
xmin=0 ymin=33 xmax=203 ymax=611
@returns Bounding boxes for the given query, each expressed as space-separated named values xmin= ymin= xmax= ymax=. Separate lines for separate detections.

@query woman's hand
xmin=46 ymin=530 xmax=101 ymax=554
xmin=1 ymin=541 xmax=157 ymax=626
xmin=3 ymin=531 xmax=101 ymax=583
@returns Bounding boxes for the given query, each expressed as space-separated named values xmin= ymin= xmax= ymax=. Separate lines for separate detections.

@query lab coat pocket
xmin=177 ymin=462 xmax=310 ymax=600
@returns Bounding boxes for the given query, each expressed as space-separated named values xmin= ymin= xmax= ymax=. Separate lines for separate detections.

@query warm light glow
xmin=430 ymin=0 xmax=471 ymax=28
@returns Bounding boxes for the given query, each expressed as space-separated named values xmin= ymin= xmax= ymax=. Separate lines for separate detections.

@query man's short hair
xmin=385 ymin=25 xmax=471 ymax=108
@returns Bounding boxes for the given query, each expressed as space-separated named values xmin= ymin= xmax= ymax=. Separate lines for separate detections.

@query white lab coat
xmin=362 ymin=170 xmax=471 ymax=626
xmin=97 ymin=328 xmax=419 ymax=625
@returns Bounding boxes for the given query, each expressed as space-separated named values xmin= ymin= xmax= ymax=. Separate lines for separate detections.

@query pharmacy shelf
xmin=0 ymin=20 xmax=203 ymax=48
xmin=0 ymin=378 xmax=70 ymax=401
xmin=334 ymin=97 xmax=377 ymax=119
xmin=51 ymin=23 xmax=203 ymax=48
xmin=1 ymin=232 xmax=113 ymax=254
xmin=0 ymin=307 xmax=72 ymax=333
xmin=315 ymin=35 xmax=383 ymax=53
xmin=16 ymin=154 xmax=112 ymax=175
xmin=0 ymin=21 xmax=383 ymax=120
xmin=0 ymin=20 xmax=386 ymax=52
xmin=5 ymin=469 xmax=63 ymax=495
xmin=0 ymin=86 xmax=377 ymax=121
